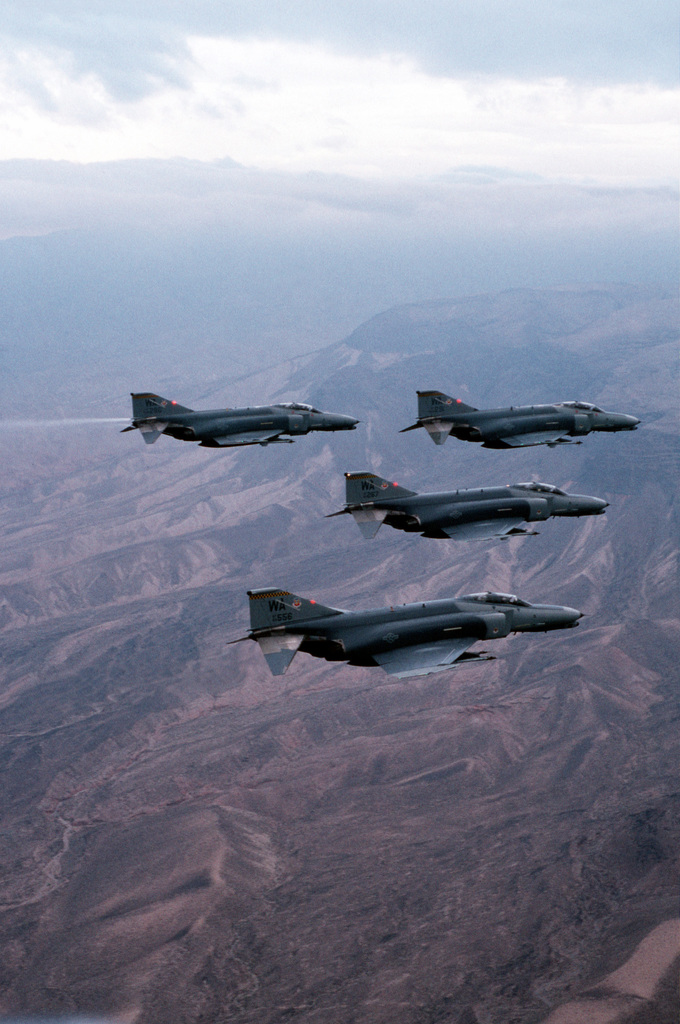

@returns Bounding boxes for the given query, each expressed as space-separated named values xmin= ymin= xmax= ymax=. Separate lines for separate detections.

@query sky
xmin=0 ymin=2 xmax=676 ymax=222
xmin=0 ymin=2 xmax=677 ymax=179
xmin=0 ymin=0 xmax=677 ymax=401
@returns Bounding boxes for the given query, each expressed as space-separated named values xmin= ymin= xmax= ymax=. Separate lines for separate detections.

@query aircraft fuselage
xmin=404 ymin=393 xmax=640 ymax=447
xmin=351 ymin=484 xmax=606 ymax=536
xmin=444 ymin=404 xmax=638 ymax=447
xmin=125 ymin=393 xmax=358 ymax=446
xmin=147 ymin=406 xmax=314 ymax=444
xmin=249 ymin=594 xmax=581 ymax=666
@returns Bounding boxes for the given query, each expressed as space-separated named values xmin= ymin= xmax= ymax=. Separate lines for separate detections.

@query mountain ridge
xmin=0 ymin=284 xmax=678 ymax=1023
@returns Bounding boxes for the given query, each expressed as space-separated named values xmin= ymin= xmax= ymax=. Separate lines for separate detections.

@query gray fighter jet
xmin=328 ymin=471 xmax=608 ymax=540
xmin=401 ymin=390 xmax=640 ymax=447
xmin=122 ymin=393 xmax=358 ymax=447
xmin=234 ymin=588 xmax=582 ymax=677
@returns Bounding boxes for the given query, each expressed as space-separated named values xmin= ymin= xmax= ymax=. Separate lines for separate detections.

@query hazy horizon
xmin=2 ymin=0 xmax=676 ymax=419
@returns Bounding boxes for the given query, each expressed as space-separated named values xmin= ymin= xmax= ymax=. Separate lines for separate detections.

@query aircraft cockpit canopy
xmin=514 ymin=482 xmax=566 ymax=495
xmin=276 ymin=402 xmax=320 ymax=412
xmin=558 ymin=401 xmax=603 ymax=412
xmin=464 ymin=592 xmax=531 ymax=607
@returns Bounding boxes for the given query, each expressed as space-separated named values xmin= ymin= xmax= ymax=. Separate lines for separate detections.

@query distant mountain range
xmin=0 ymin=284 xmax=677 ymax=1023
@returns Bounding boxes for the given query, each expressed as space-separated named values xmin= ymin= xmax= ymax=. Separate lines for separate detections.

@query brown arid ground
xmin=0 ymin=286 xmax=678 ymax=1023
xmin=541 ymin=919 xmax=680 ymax=1023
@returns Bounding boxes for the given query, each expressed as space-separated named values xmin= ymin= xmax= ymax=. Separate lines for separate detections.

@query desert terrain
xmin=0 ymin=285 xmax=678 ymax=1023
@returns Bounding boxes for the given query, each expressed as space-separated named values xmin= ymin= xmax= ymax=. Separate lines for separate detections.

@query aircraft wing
xmin=497 ymin=430 xmax=569 ymax=447
xmin=441 ymin=516 xmax=526 ymax=540
xmin=373 ymin=637 xmax=477 ymax=678
xmin=209 ymin=430 xmax=288 ymax=447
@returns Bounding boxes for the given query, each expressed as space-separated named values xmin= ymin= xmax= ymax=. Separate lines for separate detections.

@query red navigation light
xmin=171 ymin=400 xmax=177 ymax=405
xmin=393 ymin=482 xmax=399 ymax=487
xmin=310 ymin=599 xmax=316 ymax=605
xmin=456 ymin=398 xmax=462 ymax=403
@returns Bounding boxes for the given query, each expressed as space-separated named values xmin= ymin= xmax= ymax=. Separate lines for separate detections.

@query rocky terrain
xmin=0 ymin=284 xmax=678 ymax=1023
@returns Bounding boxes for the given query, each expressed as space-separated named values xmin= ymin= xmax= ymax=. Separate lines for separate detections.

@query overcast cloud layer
xmin=1 ymin=37 xmax=677 ymax=184
xmin=0 ymin=0 xmax=677 ymax=179
xmin=4 ymin=0 xmax=679 ymax=92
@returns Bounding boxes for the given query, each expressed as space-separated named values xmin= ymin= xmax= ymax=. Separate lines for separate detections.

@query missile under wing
xmin=327 ymin=472 xmax=608 ymax=540
xmin=401 ymin=390 xmax=640 ymax=448
xmin=231 ymin=588 xmax=582 ymax=678
xmin=122 ymin=393 xmax=358 ymax=447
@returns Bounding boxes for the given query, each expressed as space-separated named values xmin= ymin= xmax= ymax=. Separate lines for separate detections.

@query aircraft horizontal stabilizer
xmin=351 ymin=508 xmax=388 ymax=539
xmin=257 ymin=634 xmax=303 ymax=675
xmin=423 ymin=420 xmax=454 ymax=445
xmin=139 ymin=423 xmax=167 ymax=444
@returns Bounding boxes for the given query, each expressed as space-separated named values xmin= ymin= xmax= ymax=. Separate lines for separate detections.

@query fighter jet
xmin=122 ymin=393 xmax=358 ymax=447
xmin=233 ymin=587 xmax=582 ymax=678
xmin=328 ymin=471 xmax=608 ymax=541
xmin=401 ymin=391 xmax=640 ymax=447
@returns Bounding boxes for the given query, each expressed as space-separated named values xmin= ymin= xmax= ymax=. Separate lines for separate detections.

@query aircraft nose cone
xmin=617 ymin=414 xmax=640 ymax=429
xmin=596 ymin=412 xmax=640 ymax=432
xmin=562 ymin=606 xmax=583 ymax=626
xmin=318 ymin=413 xmax=359 ymax=431
xmin=563 ymin=494 xmax=608 ymax=516
xmin=516 ymin=604 xmax=583 ymax=631
xmin=580 ymin=496 xmax=608 ymax=514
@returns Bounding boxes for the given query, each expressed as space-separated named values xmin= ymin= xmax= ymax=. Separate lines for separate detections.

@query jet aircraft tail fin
xmin=131 ymin=393 xmax=193 ymax=420
xmin=416 ymin=390 xmax=477 ymax=419
xmin=335 ymin=473 xmax=417 ymax=538
xmin=344 ymin=471 xmax=416 ymax=505
xmin=248 ymin=588 xmax=343 ymax=632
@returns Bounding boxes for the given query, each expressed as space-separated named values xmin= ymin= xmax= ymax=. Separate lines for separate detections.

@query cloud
xmin=3 ymin=1 xmax=678 ymax=92
xmin=0 ymin=39 xmax=677 ymax=185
